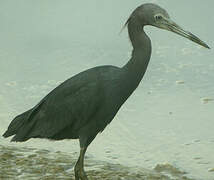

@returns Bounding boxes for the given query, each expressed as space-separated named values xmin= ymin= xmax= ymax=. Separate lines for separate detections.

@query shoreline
xmin=0 ymin=145 xmax=195 ymax=180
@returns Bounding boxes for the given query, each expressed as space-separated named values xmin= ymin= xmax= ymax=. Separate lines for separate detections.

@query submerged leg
xmin=74 ymin=147 xmax=88 ymax=180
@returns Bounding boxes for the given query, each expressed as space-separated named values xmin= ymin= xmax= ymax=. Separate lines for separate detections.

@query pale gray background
xmin=0 ymin=1 xmax=213 ymax=179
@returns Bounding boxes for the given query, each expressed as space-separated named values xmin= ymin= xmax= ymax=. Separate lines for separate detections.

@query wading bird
xmin=3 ymin=3 xmax=209 ymax=180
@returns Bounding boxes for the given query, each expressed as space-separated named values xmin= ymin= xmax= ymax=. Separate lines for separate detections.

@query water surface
xmin=0 ymin=1 xmax=213 ymax=180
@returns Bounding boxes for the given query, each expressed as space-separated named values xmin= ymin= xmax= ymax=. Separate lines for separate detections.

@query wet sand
xmin=0 ymin=145 xmax=195 ymax=180
xmin=0 ymin=1 xmax=213 ymax=180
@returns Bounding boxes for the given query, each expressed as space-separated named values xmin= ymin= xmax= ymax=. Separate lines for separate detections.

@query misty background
xmin=0 ymin=1 xmax=213 ymax=179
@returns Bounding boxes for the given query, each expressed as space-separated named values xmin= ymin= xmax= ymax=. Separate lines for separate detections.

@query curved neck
xmin=123 ymin=18 xmax=152 ymax=83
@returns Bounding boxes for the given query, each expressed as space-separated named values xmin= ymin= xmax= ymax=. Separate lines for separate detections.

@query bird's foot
xmin=74 ymin=165 xmax=89 ymax=180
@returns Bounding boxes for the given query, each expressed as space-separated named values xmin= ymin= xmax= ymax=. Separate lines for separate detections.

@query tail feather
xmin=3 ymin=110 xmax=31 ymax=138
xmin=3 ymin=100 xmax=45 ymax=142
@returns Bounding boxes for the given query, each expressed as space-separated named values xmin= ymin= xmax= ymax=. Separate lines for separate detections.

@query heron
xmin=3 ymin=3 xmax=209 ymax=180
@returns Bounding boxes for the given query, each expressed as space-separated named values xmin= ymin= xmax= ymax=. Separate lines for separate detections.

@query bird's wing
xmin=22 ymin=66 xmax=118 ymax=139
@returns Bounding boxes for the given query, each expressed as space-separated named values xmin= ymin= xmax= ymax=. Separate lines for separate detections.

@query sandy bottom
xmin=0 ymin=145 xmax=195 ymax=180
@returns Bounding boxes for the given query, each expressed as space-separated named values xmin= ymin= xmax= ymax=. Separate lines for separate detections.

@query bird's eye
xmin=155 ymin=15 xmax=163 ymax=20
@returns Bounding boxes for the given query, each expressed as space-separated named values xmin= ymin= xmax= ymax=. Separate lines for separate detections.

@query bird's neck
xmin=122 ymin=18 xmax=152 ymax=86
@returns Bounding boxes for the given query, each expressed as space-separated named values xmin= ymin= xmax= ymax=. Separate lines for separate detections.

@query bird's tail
xmin=3 ymin=100 xmax=45 ymax=142
xmin=3 ymin=110 xmax=31 ymax=140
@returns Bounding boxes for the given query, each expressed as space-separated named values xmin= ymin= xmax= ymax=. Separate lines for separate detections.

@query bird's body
xmin=3 ymin=63 xmax=148 ymax=144
xmin=4 ymin=28 xmax=152 ymax=146
xmin=4 ymin=65 xmax=125 ymax=143
xmin=3 ymin=3 xmax=209 ymax=180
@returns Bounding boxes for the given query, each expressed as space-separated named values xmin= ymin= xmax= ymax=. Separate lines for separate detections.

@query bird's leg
xmin=74 ymin=147 xmax=88 ymax=180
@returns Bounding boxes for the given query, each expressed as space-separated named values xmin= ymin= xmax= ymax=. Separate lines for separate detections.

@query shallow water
xmin=0 ymin=1 xmax=214 ymax=180
xmin=0 ymin=145 xmax=195 ymax=180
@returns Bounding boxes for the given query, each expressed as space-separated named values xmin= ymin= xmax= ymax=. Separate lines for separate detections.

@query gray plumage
xmin=3 ymin=3 xmax=209 ymax=180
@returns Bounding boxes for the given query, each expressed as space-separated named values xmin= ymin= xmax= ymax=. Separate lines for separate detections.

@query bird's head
xmin=125 ymin=3 xmax=210 ymax=49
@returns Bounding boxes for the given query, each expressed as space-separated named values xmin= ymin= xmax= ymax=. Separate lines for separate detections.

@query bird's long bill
xmin=164 ymin=19 xmax=210 ymax=49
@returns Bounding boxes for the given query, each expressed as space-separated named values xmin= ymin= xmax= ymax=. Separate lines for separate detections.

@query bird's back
xmin=3 ymin=65 xmax=127 ymax=142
